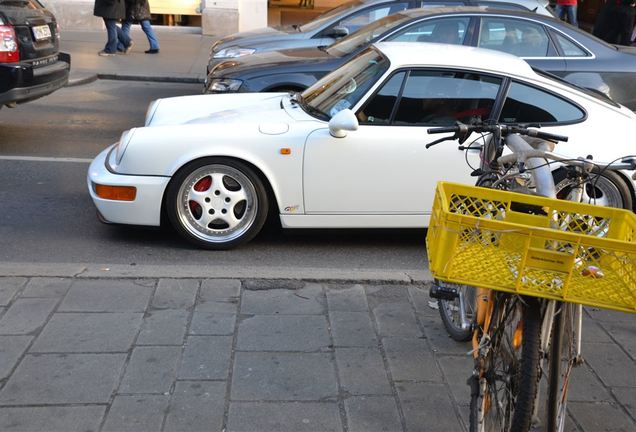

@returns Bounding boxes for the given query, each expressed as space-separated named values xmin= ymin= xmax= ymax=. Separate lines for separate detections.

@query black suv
xmin=0 ymin=0 xmax=70 ymax=109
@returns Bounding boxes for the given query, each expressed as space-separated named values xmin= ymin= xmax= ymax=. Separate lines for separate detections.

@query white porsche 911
xmin=88 ymin=42 xmax=636 ymax=249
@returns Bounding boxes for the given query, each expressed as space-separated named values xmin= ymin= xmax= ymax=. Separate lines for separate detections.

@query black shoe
xmin=145 ymin=49 xmax=159 ymax=54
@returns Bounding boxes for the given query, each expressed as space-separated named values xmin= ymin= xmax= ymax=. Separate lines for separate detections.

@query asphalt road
xmin=0 ymin=80 xmax=427 ymax=274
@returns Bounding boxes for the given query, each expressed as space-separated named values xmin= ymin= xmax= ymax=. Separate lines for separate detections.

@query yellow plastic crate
xmin=426 ymin=182 xmax=636 ymax=314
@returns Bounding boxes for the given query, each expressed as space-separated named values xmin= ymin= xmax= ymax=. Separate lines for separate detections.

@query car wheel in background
xmin=166 ymin=158 xmax=269 ymax=249
xmin=554 ymin=169 xmax=632 ymax=210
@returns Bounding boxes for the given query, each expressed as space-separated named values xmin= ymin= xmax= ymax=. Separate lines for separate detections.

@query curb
xmin=0 ymin=263 xmax=433 ymax=284
xmin=97 ymin=73 xmax=204 ymax=84
xmin=65 ymin=74 xmax=99 ymax=87
xmin=65 ymin=73 xmax=204 ymax=86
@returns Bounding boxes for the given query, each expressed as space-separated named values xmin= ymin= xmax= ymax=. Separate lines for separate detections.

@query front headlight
xmin=207 ymin=78 xmax=243 ymax=93
xmin=115 ymin=129 xmax=136 ymax=165
xmin=213 ymin=47 xmax=256 ymax=58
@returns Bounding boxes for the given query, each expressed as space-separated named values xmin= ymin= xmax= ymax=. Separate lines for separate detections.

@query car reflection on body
xmin=88 ymin=43 xmax=636 ymax=249
xmin=206 ymin=7 xmax=636 ymax=110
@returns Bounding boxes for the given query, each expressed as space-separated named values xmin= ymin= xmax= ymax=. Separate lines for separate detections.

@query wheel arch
xmin=160 ymin=155 xmax=281 ymax=226
xmin=263 ymin=83 xmax=307 ymax=93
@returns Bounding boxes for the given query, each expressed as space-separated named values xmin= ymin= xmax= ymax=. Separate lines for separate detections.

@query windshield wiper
xmin=290 ymin=92 xmax=301 ymax=105
xmin=290 ymin=93 xmax=329 ymax=120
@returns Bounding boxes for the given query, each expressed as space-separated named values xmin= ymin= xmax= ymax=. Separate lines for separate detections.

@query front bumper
xmin=87 ymin=146 xmax=170 ymax=226
xmin=0 ymin=52 xmax=71 ymax=106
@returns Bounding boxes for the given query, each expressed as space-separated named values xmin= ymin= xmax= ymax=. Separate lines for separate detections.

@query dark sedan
xmin=205 ymin=7 xmax=636 ymax=110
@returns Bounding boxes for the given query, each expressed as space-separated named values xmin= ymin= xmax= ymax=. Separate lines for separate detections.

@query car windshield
xmin=0 ymin=0 xmax=41 ymax=6
xmin=300 ymin=47 xmax=390 ymax=120
xmin=532 ymin=67 xmax=621 ymax=108
xmin=326 ymin=12 xmax=413 ymax=56
xmin=299 ymin=0 xmax=364 ymax=32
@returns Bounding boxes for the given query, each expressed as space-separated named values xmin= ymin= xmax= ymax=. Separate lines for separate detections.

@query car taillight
xmin=0 ymin=25 xmax=19 ymax=63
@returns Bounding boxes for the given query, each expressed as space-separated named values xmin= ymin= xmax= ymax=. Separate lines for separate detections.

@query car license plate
xmin=32 ymin=24 xmax=52 ymax=41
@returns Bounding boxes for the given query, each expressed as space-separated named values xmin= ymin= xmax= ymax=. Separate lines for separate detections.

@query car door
xmin=303 ymin=68 xmax=503 ymax=214
xmin=475 ymin=16 xmax=566 ymax=72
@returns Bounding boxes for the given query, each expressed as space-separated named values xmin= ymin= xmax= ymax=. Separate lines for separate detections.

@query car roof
xmin=375 ymin=41 xmax=535 ymax=77
xmin=399 ymin=5 xmax=555 ymax=21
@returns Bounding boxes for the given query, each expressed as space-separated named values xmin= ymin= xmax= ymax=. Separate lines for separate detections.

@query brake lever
xmin=426 ymin=134 xmax=457 ymax=149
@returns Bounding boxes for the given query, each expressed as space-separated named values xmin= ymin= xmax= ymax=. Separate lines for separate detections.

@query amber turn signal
xmin=280 ymin=148 xmax=291 ymax=155
xmin=94 ymin=184 xmax=137 ymax=201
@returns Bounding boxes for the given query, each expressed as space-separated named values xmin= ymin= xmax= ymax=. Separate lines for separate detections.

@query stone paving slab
xmin=0 ymin=276 xmax=632 ymax=432
xmin=0 ymin=406 xmax=106 ymax=432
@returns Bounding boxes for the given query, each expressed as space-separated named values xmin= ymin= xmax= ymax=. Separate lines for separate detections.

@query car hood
xmin=210 ymin=47 xmax=335 ymax=77
xmin=146 ymin=93 xmax=293 ymax=127
xmin=213 ymin=26 xmax=304 ymax=51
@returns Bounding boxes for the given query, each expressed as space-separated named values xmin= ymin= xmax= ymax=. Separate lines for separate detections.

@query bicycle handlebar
xmin=426 ymin=123 xmax=569 ymax=144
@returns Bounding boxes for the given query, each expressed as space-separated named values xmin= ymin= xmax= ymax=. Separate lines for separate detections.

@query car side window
xmin=357 ymin=72 xmax=406 ymax=125
xmin=499 ymin=81 xmax=585 ymax=124
xmin=386 ymin=17 xmax=470 ymax=44
xmin=552 ymin=31 xmax=588 ymax=57
xmin=478 ymin=18 xmax=550 ymax=57
xmin=336 ymin=3 xmax=409 ymax=34
xmin=391 ymin=70 xmax=502 ymax=126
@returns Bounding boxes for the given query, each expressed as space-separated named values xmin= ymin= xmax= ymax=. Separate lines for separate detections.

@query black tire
xmin=438 ymin=282 xmax=476 ymax=342
xmin=165 ymin=157 xmax=269 ymax=250
xmin=554 ymin=169 xmax=632 ymax=210
xmin=545 ymin=302 xmax=577 ymax=432
xmin=469 ymin=295 xmax=543 ymax=432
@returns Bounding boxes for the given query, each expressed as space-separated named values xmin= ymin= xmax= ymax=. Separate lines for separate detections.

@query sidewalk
xmin=0 ymin=276 xmax=634 ymax=431
xmin=60 ymin=27 xmax=216 ymax=85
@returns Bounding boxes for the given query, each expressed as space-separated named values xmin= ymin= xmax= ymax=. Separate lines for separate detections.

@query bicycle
xmin=425 ymin=121 xmax=636 ymax=432
xmin=431 ymin=129 xmax=633 ymax=343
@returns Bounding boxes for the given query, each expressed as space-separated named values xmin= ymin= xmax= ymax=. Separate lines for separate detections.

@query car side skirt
xmin=279 ymin=214 xmax=430 ymax=228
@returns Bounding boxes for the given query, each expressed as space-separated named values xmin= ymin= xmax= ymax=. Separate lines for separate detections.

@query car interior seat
xmin=432 ymin=21 xmax=461 ymax=45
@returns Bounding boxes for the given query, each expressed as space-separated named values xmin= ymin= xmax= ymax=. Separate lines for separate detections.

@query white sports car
xmin=88 ymin=42 xmax=636 ymax=249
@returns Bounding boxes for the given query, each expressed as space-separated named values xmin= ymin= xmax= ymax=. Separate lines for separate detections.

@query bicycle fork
xmin=532 ymin=301 xmax=584 ymax=428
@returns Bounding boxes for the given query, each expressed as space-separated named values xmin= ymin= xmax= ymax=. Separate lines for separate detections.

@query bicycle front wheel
xmin=438 ymin=282 xmax=476 ymax=342
xmin=546 ymin=302 xmax=578 ymax=432
xmin=469 ymin=294 xmax=543 ymax=432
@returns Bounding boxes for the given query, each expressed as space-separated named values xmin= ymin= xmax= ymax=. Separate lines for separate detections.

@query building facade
xmin=42 ymin=0 xmax=268 ymax=36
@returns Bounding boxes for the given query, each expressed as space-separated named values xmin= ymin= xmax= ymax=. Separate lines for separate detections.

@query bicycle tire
xmin=469 ymin=294 xmax=543 ymax=432
xmin=438 ymin=283 xmax=476 ymax=342
xmin=545 ymin=302 xmax=577 ymax=432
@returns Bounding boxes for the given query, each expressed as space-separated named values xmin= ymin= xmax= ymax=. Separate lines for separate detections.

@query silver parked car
xmin=207 ymin=0 xmax=554 ymax=73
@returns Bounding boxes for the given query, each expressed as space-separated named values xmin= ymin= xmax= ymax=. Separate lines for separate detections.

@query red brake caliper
xmin=189 ymin=176 xmax=212 ymax=219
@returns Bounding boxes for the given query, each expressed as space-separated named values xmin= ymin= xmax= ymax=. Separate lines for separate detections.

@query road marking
xmin=0 ymin=155 xmax=92 ymax=163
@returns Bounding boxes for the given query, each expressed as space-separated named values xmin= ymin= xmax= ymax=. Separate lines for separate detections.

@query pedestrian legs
xmin=102 ymin=18 xmax=119 ymax=53
xmin=555 ymin=5 xmax=578 ymax=27
xmin=140 ymin=19 xmax=160 ymax=51
xmin=117 ymin=21 xmax=133 ymax=52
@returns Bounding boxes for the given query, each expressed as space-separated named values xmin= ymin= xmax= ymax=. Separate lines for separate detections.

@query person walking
xmin=120 ymin=0 xmax=160 ymax=54
xmin=93 ymin=0 xmax=132 ymax=56
xmin=555 ymin=0 xmax=579 ymax=27
xmin=594 ymin=0 xmax=636 ymax=45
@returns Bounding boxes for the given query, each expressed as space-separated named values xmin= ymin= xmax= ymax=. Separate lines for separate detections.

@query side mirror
xmin=329 ymin=26 xmax=349 ymax=38
xmin=329 ymin=109 xmax=358 ymax=138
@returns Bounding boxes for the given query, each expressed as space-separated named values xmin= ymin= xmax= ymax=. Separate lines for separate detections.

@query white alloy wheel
xmin=167 ymin=159 xmax=268 ymax=249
